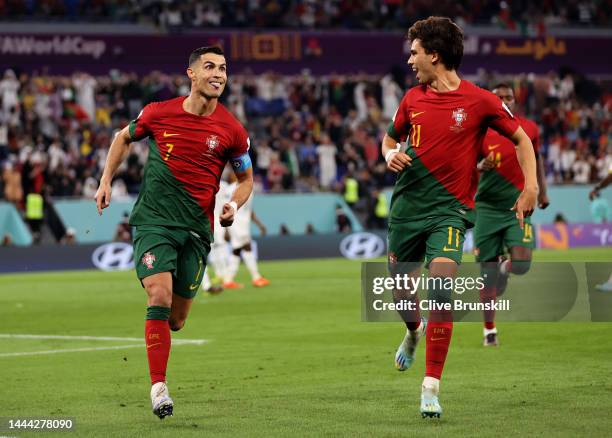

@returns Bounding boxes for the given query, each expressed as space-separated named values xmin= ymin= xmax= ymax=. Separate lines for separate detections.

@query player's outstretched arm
xmin=95 ymin=125 xmax=132 ymax=215
xmin=251 ymin=211 xmax=267 ymax=236
xmin=220 ymin=166 xmax=254 ymax=227
xmin=589 ymin=173 xmax=612 ymax=200
xmin=536 ymin=154 xmax=550 ymax=209
xmin=381 ymin=134 xmax=411 ymax=173
xmin=509 ymin=126 xmax=538 ymax=229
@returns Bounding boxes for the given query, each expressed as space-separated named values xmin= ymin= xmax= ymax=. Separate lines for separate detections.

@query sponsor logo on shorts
xmin=142 ymin=252 xmax=156 ymax=269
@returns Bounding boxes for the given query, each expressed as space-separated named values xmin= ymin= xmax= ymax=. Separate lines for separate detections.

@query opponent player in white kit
xmin=223 ymin=171 xmax=270 ymax=288
xmin=205 ymin=167 xmax=270 ymax=290
xmin=201 ymin=174 xmax=232 ymax=293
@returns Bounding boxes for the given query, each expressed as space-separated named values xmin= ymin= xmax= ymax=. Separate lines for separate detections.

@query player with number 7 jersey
xmin=94 ymin=46 xmax=254 ymax=420
xmin=381 ymin=16 xmax=538 ymax=419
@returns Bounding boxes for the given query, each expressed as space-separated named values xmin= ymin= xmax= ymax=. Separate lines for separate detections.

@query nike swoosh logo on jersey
xmin=163 ymin=131 xmax=180 ymax=137
xmin=488 ymin=144 xmax=500 ymax=150
xmin=411 ymin=111 xmax=425 ymax=118
xmin=430 ymin=337 xmax=446 ymax=342
xmin=146 ymin=343 xmax=162 ymax=349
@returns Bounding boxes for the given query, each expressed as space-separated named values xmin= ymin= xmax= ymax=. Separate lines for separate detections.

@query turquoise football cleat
xmin=394 ymin=318 xmax=427 ymax=371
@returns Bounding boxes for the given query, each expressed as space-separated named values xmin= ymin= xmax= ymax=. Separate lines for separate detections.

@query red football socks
xmin=145 ymin=319 xmax=171 ymax=385
xmin=425 ymin=315 xmax=453 ymax=380
xmin=480 ymin=286 xmax=497 ymax=330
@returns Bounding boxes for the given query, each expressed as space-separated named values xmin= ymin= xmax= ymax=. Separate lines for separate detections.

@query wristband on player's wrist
xmin=385 ymin=149 xmax=399 ymax=163
xmin=228 ymin=201 xmax=238 ymax=212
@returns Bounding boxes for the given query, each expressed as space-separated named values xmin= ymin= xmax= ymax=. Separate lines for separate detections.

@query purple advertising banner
xmin=537 ymin=223 xmax=612 ymax=250
xmin=0 ymin=32 xmax=610 ymax=76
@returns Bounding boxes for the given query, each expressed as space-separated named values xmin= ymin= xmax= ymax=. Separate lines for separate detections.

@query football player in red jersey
xmin=381 ymin=17 xmax=538 ymax=418
xmin=95 ymin=46 xmax=253 ymax=419
xmin=475 ymin=83 xmax=550 ymax=346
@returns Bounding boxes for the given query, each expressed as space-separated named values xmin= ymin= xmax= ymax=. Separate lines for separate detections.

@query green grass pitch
xmin=1 ymin=248 xmax=611 ymax=437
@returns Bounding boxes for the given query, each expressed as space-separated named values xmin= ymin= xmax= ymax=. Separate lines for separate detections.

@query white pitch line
xmin=0 ymin=333 xmax=208 ymax=358
xmin=0 ymin=334 xmax=207 ymax=344
xmin=0 ymin=344 xmax=145 ymax=357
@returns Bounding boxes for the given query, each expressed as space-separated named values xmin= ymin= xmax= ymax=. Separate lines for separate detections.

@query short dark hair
xmin=189 ymin=46 xmax=225 ymax=66
xmin=408 ymin=16 xmax=464 ymax=71
xmin=492 ymin=83 xmax=513 ymax=92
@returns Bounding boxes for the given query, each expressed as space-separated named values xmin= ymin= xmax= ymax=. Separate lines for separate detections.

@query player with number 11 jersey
xmin=381 ymin=16 xmax=538 ymax=419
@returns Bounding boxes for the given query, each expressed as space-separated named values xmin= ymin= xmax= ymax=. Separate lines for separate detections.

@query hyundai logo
xmin=91 ymin=242 xmax=134 ymax=271
xmin=340 ymin=232 xmax=386 ymax=260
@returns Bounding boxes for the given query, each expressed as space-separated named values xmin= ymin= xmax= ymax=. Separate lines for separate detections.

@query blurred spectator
xmin=1 ymin=233 xmax=12 ymax=246
xmin=2 ymin=160 xmax=23 ymax=205
xmin=367 ymin=188 xmax=388 ymax=230
xmin=24 ymin=192 xmax=44 ymax=244
xmin=267 ymin=152 xmax=288 ymax=192
xmin=2 ymin=1 xmax=612 ymax=28
xmin=0 ymin=70 xmax=19 ymax=116
xmin=305 ymin=223 xmax=316 ymax=234
xmin=60 ymin=227 xmax=77 ymax=245
xmin=342 ymin=172 xmax=360 ymax=209
xmin=316 ymin=133 xmax=337 ymax=189
xmin=336 ymin=204 xmax=352 ymax=233
xmin=114 ymin=212 xmax=133 ymax=243
xmin=572 ymin=151 xmax=591 ymax=183
xmin=73 ymin=73 xmax=97 ymax=121
xmin=279 ymin=224 xmax=291 ymax=235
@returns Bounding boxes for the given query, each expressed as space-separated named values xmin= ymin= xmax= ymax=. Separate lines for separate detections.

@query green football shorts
xmin=388 ymin=215 xmax=468 ymax=269
xmin=474 ymin=204 xmax=535 ymax=262
xmin=133 ymin=225 xmax=211 ymax=299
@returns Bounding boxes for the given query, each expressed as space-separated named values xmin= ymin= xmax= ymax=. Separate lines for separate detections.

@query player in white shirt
xmin=223 ymin=173 xmax=270 ymax=289
xmin=202 ymin=171 xmax=233 ymax=293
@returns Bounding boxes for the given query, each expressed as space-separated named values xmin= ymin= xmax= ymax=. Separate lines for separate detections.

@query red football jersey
xmin=128 ymin=96 xmax=249 ymax=238
xmin=388 ymin=80 xmax=519 ymax=224
xmin=476 ymin=115 xmax=539 ymax=209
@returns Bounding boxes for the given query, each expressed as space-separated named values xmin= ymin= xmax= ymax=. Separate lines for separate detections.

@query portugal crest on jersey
xmin=142 ymin=252 xmax=156 ymax=269
xmin=206 ymin=135 xmax=219 ymax=151
xmin=452 ymin=108 xmax=467 ymax=127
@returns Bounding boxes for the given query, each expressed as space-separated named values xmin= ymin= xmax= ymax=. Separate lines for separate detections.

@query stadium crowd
xmin=1 ymin=0 xmax=611 ymax=30
xmin=0 ymin=67 xmax=611 ymax=212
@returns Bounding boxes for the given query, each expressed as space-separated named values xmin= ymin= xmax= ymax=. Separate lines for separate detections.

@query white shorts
xmin=229 ymin=223 xmax=251 ymax=249
xmin=213 ymin=221 xmax=228 ymax=247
